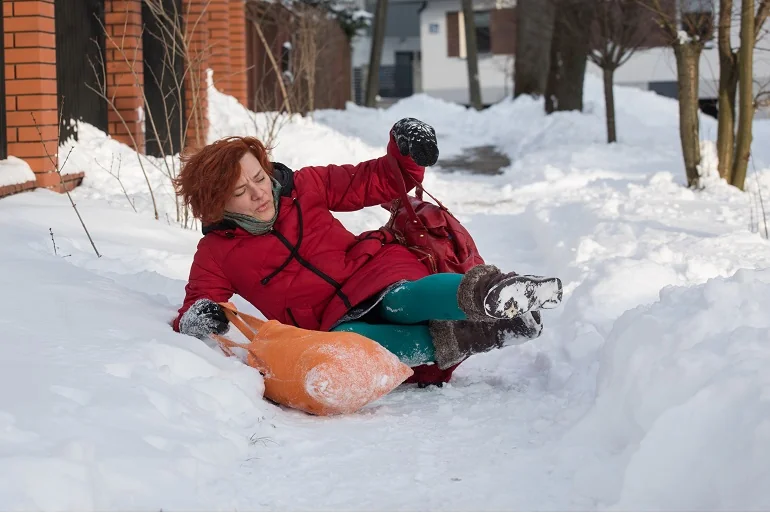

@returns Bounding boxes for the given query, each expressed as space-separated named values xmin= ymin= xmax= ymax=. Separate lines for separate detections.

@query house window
xmin=475 ymin=11 xmax=491 ymax=54
xmin=445 ymin=10 xmax=493 ymax=57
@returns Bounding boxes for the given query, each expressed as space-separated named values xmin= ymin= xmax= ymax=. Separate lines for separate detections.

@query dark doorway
xmin=55 ymin=0 xmax=108 ymax=144
xmin=393 ymin=51 xmax=414 ymax=98
xmin=143 ymin=0 xmax=186 ymax=157
xmin=699 ymin=98 xmax=718 ymax=119
xmin=0 ymin=10 xmax=7 ymax=160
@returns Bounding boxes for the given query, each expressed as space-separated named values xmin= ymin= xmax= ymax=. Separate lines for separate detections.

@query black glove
xmin=179 ymin=298 xmax=229 ymax=339
xmin=391 ymin=118 xmax=439 ymax=167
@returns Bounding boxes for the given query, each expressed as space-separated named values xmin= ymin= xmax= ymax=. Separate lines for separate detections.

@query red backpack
xmin=380 ymin=155 xmax=485 ymax=274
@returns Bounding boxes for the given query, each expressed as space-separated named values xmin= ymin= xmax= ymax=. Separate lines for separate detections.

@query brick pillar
xmin=184 ymin=0 xmax=209 ymax=150
xmin=208 ymin=0 xmax=230 ymax=93
xmin=104 ymin=0 xmax=144 ymax=152
xmin=228 ymin=0 xmax=248 ymax=107
xmin=3 ymin=0 xmax=60 ymax=189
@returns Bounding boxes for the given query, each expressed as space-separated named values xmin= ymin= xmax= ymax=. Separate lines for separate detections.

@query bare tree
xmin=365 ymin=0 xmax=388 ymax=107
xmin=717 ymin=0 xmax=739 ymax=179
xmin=645 ymin=0 xmax=715 ymax=188
xmin=514 ymin=0 xmax=556 ymax=98
xmin=545 ymin=0 xmax=594 ymax=113
xmin=590 ymin=1 xmax=649 ymax=142
xmin=243 ymin=3 xmax=296 ymax=149
xmin=243 ymin=1 xmax=340 ymax=147
xmin=716 ymin=0 xmax=769 ymax=188
xmin=89 ymin=0 xmax=212 ymax=227
xmin=561 ymin=0 xmax=648 ymax=141
xmin=88 ymin=13 xmax=159 ymax=220
xmin=248 ymin=17 xmax=293 ymax=115
xmin=461 ymin=0 xmax=483 ymax=109
xmin=294 ymin=4 xmax=321 ymax=114
xmin=731 ymin=0 xmax=757 ymax=189
xmin=140 ymin=0 xmax=211 ymax=226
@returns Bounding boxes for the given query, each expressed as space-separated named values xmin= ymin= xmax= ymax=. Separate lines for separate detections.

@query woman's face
xmin=224 ymin=152 xmax=275 ymax=221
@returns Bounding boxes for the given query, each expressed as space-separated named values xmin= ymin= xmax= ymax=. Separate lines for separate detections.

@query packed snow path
xmin=2 ymin=77 xmax=770 ymax=509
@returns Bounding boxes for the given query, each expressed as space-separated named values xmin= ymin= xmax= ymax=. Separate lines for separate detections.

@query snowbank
xmin=0 ymin=192 xmax=272 ymax=510
xmin=0 ymin=156 xmax=35 ymax=187
xmin=582 ymin=269 xmax=770 ymax=510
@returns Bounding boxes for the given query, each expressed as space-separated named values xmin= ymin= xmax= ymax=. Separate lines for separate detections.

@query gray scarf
xmin=223 ymin=178 xmax=282 ymax=235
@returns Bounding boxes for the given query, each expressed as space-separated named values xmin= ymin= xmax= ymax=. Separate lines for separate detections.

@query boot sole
xmin=484 ymin=276 xmax=563 ymax=319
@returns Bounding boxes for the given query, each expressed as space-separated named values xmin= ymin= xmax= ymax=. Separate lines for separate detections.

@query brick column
xmin=104 ymin=0 xmax=144 ymax=152
xmin=228 ymin=0 xmax=248 ymax=107
xmin=3 ymin=0 xmax=60 ymax=188
xmin=184 ymin=0 xmax=209 ymax=150
xmin=208 ymin=0 xmax=230 ymax=93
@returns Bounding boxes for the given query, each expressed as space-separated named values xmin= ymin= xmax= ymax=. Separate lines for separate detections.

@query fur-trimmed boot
xmin=457 ymin=264 xmax=563 ymax=321
xmin=429 ymin=311 xmax=544 ymax=369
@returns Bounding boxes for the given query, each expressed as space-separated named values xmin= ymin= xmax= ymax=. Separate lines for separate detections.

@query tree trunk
xmin=556 ymin=41 xmax=588 ymax=112
xmin=717 ymin=0 xmax=737 ymax=180
xmin=674 ymin=43 xmax=704 ymax=188
xmin=717 ymin=58 xmax=738 ymax=179
xmin=544 ymin=21 xmax=560 ymax=113
xmin=731 ymin=0 xmax=755 ymax=190
xmin=514 ymin=0 xmax=556 ymax=98
xmin=545 ymin=0 xmax=590 ymax=113
xmin=365 ymin=0 xmax=388 ymax=107
xmin=604 ymin=67 xmax=617 ymax=143
xmin=461 ymin=0 xmax=483 ymax=110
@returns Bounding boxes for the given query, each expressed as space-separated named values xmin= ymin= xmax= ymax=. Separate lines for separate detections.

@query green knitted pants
xmin=331 ymin=273 xmax=465 ymax=366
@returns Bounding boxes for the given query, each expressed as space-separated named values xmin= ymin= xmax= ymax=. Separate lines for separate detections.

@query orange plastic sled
xmin=212 ymin=302 xmax=414 ymax=416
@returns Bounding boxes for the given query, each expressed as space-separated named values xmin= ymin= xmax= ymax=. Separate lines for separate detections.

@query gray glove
xmin=179 ymin=298 xmax=229 ymax=339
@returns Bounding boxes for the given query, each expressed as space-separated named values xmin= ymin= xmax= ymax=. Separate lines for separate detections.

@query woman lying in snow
xmin=172 ymin=118 xmax=563 ymax=386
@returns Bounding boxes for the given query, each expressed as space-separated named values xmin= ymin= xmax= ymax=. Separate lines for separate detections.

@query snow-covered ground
xmin=2 ymin=76 xmax=770 ymax=510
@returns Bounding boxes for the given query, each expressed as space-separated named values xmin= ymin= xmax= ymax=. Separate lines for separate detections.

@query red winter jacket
xmin=173 ymin=135 xmax=431 ymax=333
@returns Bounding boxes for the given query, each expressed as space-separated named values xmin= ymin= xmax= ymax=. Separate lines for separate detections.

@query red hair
xmin=174 ymin=136 xmax=274 ymax=224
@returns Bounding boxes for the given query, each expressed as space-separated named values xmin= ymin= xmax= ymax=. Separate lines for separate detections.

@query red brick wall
xmin=0 ymin=178 xmax=36 ymax=198
xmin=104 ymin=0 xmax=144 ymax=152
xmin=3 ymin=0 xmax=60 ymax=189
xmin=208 ymin=0 xmax=231 ymax=93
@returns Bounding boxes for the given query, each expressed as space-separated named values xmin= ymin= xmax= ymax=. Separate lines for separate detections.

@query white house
xmin=350 ymin=0 xmax=425 ymax=103
xmin=418 ymin=0 xmax=770 ymax=110
xmin=420 ymin=0 xmax=516 ymax=104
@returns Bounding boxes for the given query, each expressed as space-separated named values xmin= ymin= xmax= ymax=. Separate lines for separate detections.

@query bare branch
xmin=642 ymin=0 xmax=680 ymax=42
xmin=89 ymin=12 xmax=160 ymax=220
xmin=249 ymin=17 xmax=293 ymax=115
xmin=95 ymin=154 xmax=136 ymax=213
xmin=756 ymin=0 xmax=770 ymax=39
xmin=32 ymin=109 xmax=101 ymax=258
